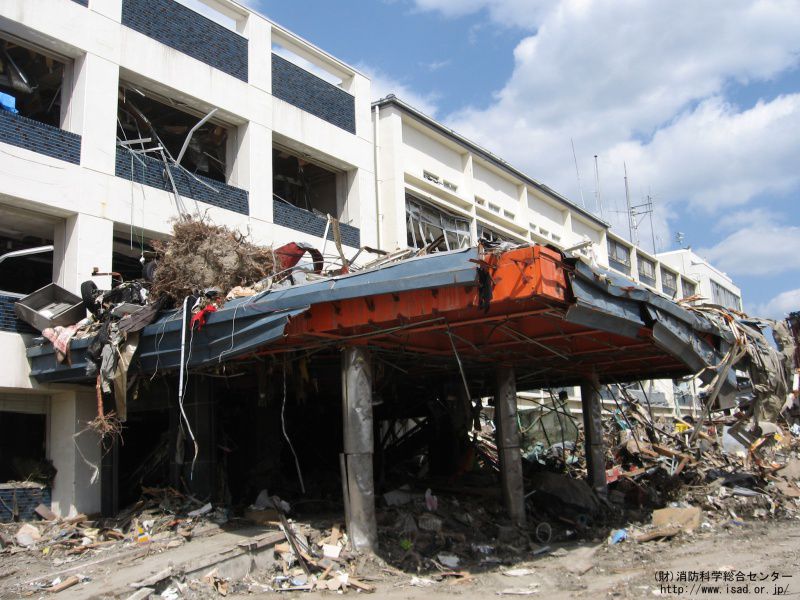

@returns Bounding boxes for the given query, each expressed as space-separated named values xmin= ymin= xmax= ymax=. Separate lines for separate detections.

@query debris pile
xmin=0 ymin=486 xmax=220 ymax=560
xmin=150 ymin=215 xmax=276 ymax=304
xmin=375 ymin=482 xmax=548 ymax=577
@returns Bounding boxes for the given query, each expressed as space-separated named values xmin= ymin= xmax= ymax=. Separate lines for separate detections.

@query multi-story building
xmin=0 ymin=0 xmax=375 ymax=517
xmin=657 ymin=248 xmax=742 ymax=311
xmin=373 ymin=95 xmax=610 ymax=263
xmin=0 ymin=3 xmax=746 ymax=519
xmin=371 ymin=95 xmax=734 ymax=309
xmin=372 ymin=95 xmax=744 ymax=416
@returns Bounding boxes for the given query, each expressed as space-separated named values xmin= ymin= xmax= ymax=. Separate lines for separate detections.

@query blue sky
xmin=250 ymin=0 xmax=800 ymax=318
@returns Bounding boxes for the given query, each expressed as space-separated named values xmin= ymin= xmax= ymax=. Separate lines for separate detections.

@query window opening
xmin=117 ymin=84 xmax=229 ymax=183
xmin=0 ymin=208 xmax=55 ymax=296
xmin=0 ymin=37 xmax=66 ymax=127
xmin=406 ymin=195 xmax=470 ymax=252
xmin=638 ymin=256 xmax=656 ymax=287
xmin=273 ymin=148 xmax=339 ymax=217
xmin=661 ymin=267 xmax=678 ymax=297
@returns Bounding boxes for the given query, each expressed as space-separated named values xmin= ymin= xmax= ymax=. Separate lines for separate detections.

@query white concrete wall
xmin=402 ymin=121 xmax=465 ymax=192
xmin=0 ymin=0 xmax=374 ymax=515
xmin=376 ymin=106 xmax=612 ymax=255
xmin=0 ymin=333 xmax=38 ymax=391
xmin=0 ymin=0 xmax=373 ymax=249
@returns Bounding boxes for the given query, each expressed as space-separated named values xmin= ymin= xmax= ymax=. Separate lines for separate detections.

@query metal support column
xmin=580 ymin=374 xmax=608 ymax=496
xmin=341 ymin=346 xmax=379 ymax=553
xmin=495 ymin=365 xmax=526 ymax=527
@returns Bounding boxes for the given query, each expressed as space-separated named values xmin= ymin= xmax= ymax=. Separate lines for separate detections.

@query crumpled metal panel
xmin=27 ymin=248 xmax=480 ymax=383
xmin=568 ymin=259 xmax=729 ymax=379
xmin=566 ymin=273 xmax=644 ymax=339
xmin=28 ymin=307 xmax=307 ymax=383
xmin=236 ymin=247 xmax=480 ymax=312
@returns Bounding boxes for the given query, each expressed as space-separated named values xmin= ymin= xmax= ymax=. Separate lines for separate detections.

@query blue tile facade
xmin=0 ymin=295 xmax=37 ymax=335
xmin=115 ymin=147 xmax=249 ymax=215
xmin=272 ymin=54 xmax=356 ymax=134
xmin=121 ymin=0 xmax=248 ymax=82
xmin=273 ymin=198 xmax=360 ymax=247
xmin=0 ymin=485 xmax=51 ymax=522
xmin=0 ymin=111 xmax=81 ymax=164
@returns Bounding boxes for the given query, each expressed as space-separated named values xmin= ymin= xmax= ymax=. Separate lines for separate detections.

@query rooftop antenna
xmin=623 ymin=164 xmax=656 ymax=250
xmin=624 ymin=162 xmax=634 ymax=243
xmin=593 ymin=154 xmax=604 ymax=219
xmin=675 ymin=231 xmax=685 ymax=248
xmin=646 ymin=194 xmax=657 ymax=254
xmin=571 ymin=138 xmax=586 ymax=209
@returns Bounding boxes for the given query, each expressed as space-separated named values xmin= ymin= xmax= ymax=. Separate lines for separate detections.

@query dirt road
xmin=4 ymin=518 xmax=799 ymax=598
xmin=324 ymin=519 xmax=800 ymax=600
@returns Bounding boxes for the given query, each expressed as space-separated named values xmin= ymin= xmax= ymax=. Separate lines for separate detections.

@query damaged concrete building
xmin=371 ymin=96 xmax=745 ymax=416
xmin=0 ymin=0 xmax=769 ymax=573
xmin=0 ymin=0 xmax=375 ymax=518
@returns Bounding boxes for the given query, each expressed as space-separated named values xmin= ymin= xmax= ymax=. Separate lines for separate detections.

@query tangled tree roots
xmin=88 ymin=412 xmax=123 ymax=439
xmin=150 ymin=215 xmax=276 ymax=303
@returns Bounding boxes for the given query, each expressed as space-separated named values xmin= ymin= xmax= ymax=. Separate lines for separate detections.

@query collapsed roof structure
xmin=25 ymin=242 xmax=739 ymax=551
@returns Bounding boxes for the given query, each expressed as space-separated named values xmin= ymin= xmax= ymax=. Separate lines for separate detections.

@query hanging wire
xmin=282 ymin=355 xmax=306 ymax=494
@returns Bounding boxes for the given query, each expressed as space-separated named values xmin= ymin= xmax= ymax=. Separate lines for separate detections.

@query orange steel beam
xmin=284 ymin=246 xmax=568 ymax=341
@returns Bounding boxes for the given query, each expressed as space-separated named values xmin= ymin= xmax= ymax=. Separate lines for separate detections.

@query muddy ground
xmin=356 ymin=518 xmax=800 ymax=600
xmin=4 ymin=517 xmax=798 ymax=599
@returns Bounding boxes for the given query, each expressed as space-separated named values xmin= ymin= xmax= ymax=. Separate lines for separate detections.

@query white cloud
xmin=411 ymin=0 xmax=558 ymax=27
xmin=421 ymin=59 xmax=451 ymax=72
xmin=696 ymin=218 xmax=800 ymax=277
xmin=754 ymin=288 xmax=800 ymax=319
xmin=412 ymin=0 xmax=800 ymax=244
xmin=357 ymin=63 xmax=440 ymax=116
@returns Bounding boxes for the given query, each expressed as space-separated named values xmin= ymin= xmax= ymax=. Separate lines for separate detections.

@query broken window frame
xmin=0 ymin=34 xmax=70 ymax=129
xmin=406 ymin=194 xmax=471 ymax=252
xmin=477 ymin=224 xmax=516 ymax=244
xmin=272 ymin=144 xmax=343 ymax=218
xmin=116 ymin=82 xmax=232 ymax=185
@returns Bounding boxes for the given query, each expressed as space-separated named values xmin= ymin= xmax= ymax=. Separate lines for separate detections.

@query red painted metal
xmin=248 ymin=245 xmax=690 ymax=385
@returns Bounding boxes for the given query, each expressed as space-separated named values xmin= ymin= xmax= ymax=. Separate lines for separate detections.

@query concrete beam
xmin=341 ymin=346 xmax=378 ymax=553
xmin=580 ymin=373 xmax=607 ymax=496
xmin=495 ymin=365 xmax=526 ymax=528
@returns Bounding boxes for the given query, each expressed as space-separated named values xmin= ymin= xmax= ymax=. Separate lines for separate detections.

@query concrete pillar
xmin=229 ymin=121 xmax=272 ymax=227
xmin=374 ymin=107 xmax=406 ymax=251
xmin=48 ymin=391 xmax=101 ymax=518
xmin=347 ymin=165 xmax=378 ymax=249
xmin=341 ymin=346 xmax=378 ymax=553
xmin=100 ymin=435 xmax=119 ymax=517
xmin=463 ymin=153 xmax=478 ymax=245
xmin=53 ymin=213 xmax=114 ymax=294
xmin=63 ymin=52 xmax=120 ymax=175
xmin=495 ymin=365 xmax=526 ymax=528
xmin=580 ymin=374 xmax=607 ymax=496
xmin=244 ymin=15 xmax=272 ymax=94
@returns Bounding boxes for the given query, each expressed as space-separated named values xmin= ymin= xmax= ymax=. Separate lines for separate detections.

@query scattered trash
xmin=608 ymin=529 xmax=627 ymax=544
xmin=437 ymin=552 xmax=460 ymax=569
xmin=187 ymin=502 xmax=213 ymax=518
xmin=503 ymin=568 xmax=536 ymax=577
